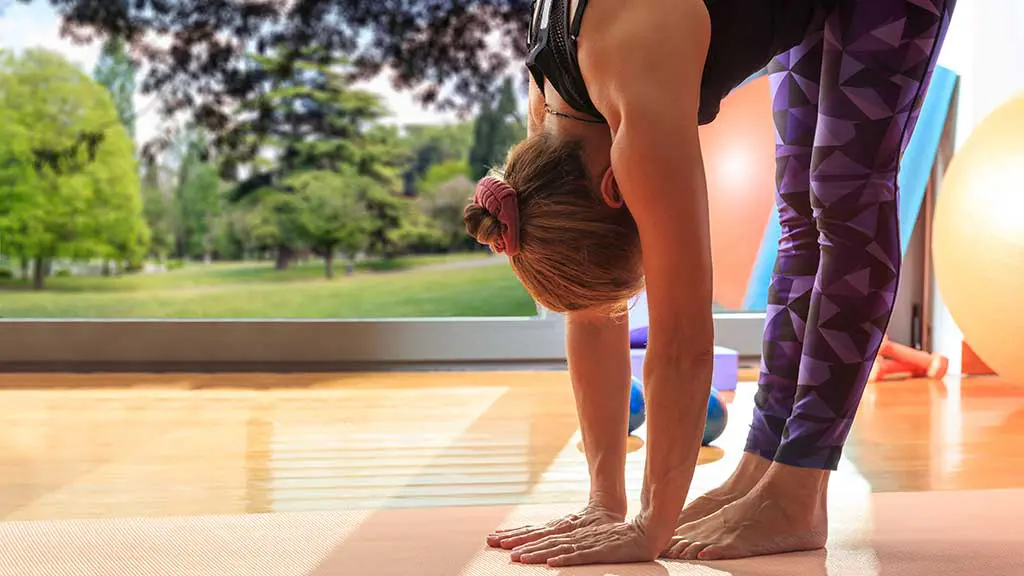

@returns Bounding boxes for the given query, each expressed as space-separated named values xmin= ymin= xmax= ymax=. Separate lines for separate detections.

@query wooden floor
xmin=2 ymin=371 xmax=1024 ymax=522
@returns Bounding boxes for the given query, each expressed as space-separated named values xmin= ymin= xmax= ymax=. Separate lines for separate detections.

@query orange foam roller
xmin=869 ymin=357 xmax=925 ymax=382
xmin=880 ymin=337 xmax=948 ymax=380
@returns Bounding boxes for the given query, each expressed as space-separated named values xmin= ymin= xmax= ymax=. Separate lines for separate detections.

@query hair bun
xmin=464 ymin=203 xmax=504 ymax=247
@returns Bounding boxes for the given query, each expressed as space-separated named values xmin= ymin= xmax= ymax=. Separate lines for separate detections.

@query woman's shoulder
xmin=579 ymin=0 xmax=712 ymax=125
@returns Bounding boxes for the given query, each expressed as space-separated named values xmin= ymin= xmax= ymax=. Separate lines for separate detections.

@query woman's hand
xmin=510 ymin=518 xmax=656 ymax=567
xmin=486 ymin=502 xmax=624 ymax=550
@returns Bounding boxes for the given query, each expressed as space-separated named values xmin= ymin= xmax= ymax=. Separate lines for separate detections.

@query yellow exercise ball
xmin=932 ymin=92 xmax=1024 ymax=384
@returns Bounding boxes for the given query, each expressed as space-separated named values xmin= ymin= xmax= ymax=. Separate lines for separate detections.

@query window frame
xmin=0 ymin=312 xmax=766 ymax=370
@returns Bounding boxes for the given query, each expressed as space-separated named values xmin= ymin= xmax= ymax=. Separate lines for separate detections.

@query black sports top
xmin=526 ymin=0 xmax=836 ymax=125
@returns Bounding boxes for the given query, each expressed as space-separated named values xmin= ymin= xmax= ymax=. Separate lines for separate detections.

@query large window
xmin=0 ymin=4 xmax=816 ymax=368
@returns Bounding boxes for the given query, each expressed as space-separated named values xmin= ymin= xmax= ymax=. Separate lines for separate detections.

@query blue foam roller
xmin=628 ymin=376 xmax=646 ymax=435
xmin=703 ymin=389 xmax=728 ymax=445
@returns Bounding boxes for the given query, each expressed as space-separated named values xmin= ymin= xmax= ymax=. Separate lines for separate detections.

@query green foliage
xmin=0 ymin=48 xmax=147 ymax=289
xmin=44 ymin=0 xmax=534 ymax=161
xmin=419 ymin=159 xmax=471 ymax=195
xmin=139 ymin=159 xmax=175 ymax=258
xmin=418 ymin=171 xmax=477 ymax=252
xmin=92 ymin=37 xmax=137 ymax=141
xmin=285 ymin=170 xmax=373 ymax=278
xmin=469 ymin=78 xmax=526 ymax=180
xmin=223 ymin=49 xmax=415 ymax=266
xmin=402 ymin=123 xmax=474 ymax=195
xmin=224 ymin=50 xmax=401 ymax=185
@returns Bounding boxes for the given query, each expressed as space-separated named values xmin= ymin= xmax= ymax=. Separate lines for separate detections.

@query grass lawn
xmin=0 ymin=253 xmax=539 ymax=318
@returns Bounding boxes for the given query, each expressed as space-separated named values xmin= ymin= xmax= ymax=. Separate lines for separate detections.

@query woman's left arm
xmin=511 ymin=1 xmax=717 ymax=565
xmin=594 ymin=0 xmax=716 ymax=553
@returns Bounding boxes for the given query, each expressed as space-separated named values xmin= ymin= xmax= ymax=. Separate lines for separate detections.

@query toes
xmin=661 ymin=538 xmax=691 ymax=559
xmin=682 ymin=541 xmax=711 ymax=561
xmin=696 ymin=544 xmax=727 ymax=561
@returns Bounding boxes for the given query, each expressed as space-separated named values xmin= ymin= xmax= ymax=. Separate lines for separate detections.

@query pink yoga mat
xmin=0 ymin=489 xmax=1021 ymax=576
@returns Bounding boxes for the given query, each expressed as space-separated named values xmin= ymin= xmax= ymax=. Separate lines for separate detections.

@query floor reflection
xmin=1 ymin=371 xmax=1023 ymax=522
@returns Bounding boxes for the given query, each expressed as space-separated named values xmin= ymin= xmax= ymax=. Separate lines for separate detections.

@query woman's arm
xmin=565 ymin=309 xmax=632 ymax=515
xmin=583 ymin=0 xmax=715 ymax=554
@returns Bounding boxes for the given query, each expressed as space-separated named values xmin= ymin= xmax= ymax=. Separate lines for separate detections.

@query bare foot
xmin=664 ymin=462 xmax=829 ymax=561
xmin=675 ymin=452 xmax=772 ymax=526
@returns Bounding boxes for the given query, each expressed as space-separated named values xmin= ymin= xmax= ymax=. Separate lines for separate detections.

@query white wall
xmin=930 ymin=0 xmax=1024 ymax=368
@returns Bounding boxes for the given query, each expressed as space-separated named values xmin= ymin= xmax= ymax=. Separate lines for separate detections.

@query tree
xmin=139 ymin=157 xmax=175 ymax=259
xmin=401 ymin=122 xmax=475 ymax=196
xmin=92 ymin=36 xmax=137 ymax=142
xmin=287 ymin=170 xmax=372 ymax=279
xmin=224 ymin=48 xmax=410 ymax=268
xmin=167 ymin=128 xmax=224 ymax=261
xmin=418 ymin=169 xmax=477 ymax=251
xmin=0 ymin=48 xmax=146 ymax=289
xmin=469 ymin=78 xmax=525 ymax=180
xmin=40 ymin=0 xmax=532 ymax=160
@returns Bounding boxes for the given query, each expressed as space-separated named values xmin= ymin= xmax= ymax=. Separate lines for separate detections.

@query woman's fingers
xmin=510 ymin=534 xmax=577 ymax=561
xmin=497 ymin=526 xmax=567 ymax=549
xmin=490 ymin=516 xmax=579 ymax=548
xmin=518 ymin=544 xmax=580 ymax=564
xmin=547 ymin=545 xmax=607 ymax=567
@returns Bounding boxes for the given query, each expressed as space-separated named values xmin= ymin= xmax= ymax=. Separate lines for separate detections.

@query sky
xmin=0 ymin=2 xmax=463 ymax=145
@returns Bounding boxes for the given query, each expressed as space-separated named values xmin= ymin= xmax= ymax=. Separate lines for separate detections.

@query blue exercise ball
xmin=628 ymin=376 xmax=646 ymax=434
xmin=703 ymin=389 xmax=728 ymax=446
xmin=627 ymin=377 xmax=728 ymax=444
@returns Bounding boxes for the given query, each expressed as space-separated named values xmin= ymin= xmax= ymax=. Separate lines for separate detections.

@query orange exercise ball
xmin=932 ymin=92 xmax=1024 ymax=384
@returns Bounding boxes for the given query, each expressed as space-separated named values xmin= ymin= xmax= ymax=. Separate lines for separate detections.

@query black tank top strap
xmin=526 ymin=0 xmax=607 ymax=123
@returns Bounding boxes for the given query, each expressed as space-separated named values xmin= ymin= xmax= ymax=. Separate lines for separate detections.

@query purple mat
xmin=630 ymin=346 xmax=738 ymax=392
xmin=630 ymin=326 xmax=648 ymax=349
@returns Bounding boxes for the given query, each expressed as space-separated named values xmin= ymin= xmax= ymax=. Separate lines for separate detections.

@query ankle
xmin=759 ymin=462 xmax=829 ymax=509
xmin=720 ymin=452 xmax=773 ymax=495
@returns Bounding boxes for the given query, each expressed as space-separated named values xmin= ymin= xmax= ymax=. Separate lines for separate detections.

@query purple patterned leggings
xmin=745 ymin=0 xmax=956 ymax=470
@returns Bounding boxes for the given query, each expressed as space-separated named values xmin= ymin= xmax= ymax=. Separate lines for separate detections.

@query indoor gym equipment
xmin=932 ymin=92 xmax=1024 ymax=386
xmin=629 ymin=343 xmax=739 ymax=392
xmin=627 ymin=375 xmax=728 ymax=446
xmin=869 ymin=357 xmax=922 ymax=382
xmin=879 ymin=336 xmax=948 ymax=380
xmin=703 ymin=388 xmax=728 ymax=445
xmin=628 ymin=376 xmax=645 ymax=435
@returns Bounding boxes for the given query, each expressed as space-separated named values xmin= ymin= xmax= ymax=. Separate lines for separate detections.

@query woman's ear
xmin=600 ymin=167 xmax=624 ymax=208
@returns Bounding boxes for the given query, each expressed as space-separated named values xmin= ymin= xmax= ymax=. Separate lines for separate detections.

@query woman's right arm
xmin=486 ymin=309 xmax=632 ymax=550
xmin=565 ymin=309 xmax=631 ymax=516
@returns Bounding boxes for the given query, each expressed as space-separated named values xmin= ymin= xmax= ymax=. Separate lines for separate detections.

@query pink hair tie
xmin=473 ymin=176 xmax=521 ymax=256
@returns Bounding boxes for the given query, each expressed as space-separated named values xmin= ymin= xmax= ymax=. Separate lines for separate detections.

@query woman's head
xmin=464 ymin=132 xmax=643 ymax=315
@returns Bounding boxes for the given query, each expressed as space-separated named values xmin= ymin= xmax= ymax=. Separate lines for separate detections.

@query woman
xmin=467 ymin=0 xmax=955 ymax=566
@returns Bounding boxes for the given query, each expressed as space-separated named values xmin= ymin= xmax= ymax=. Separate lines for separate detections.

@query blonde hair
xmin=464 ymin=132 xmax=644 ymax=315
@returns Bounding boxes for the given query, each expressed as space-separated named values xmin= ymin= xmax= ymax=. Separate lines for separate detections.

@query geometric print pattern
xmin=746 ymin=0 xmax=957 ymax=470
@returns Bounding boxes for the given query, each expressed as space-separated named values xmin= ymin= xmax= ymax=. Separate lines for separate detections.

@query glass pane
xmin=0 ymin=3 xmax=535 ymax=319
xmin=0 ymin=3 xmax=776 ymax=327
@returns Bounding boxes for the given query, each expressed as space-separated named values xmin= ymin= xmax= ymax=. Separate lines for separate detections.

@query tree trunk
xmin=20 ymin=257 xmax=28 ymax=280
xmin=102 ymin=260 xmax=111 ymax=276
xmin=275 ymin=245 xmax=293 ymax=270
xmin=324 ymin=251 xmax=335 ymax=280
xmin=32 ymin=256 xmax=45 ymax=290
